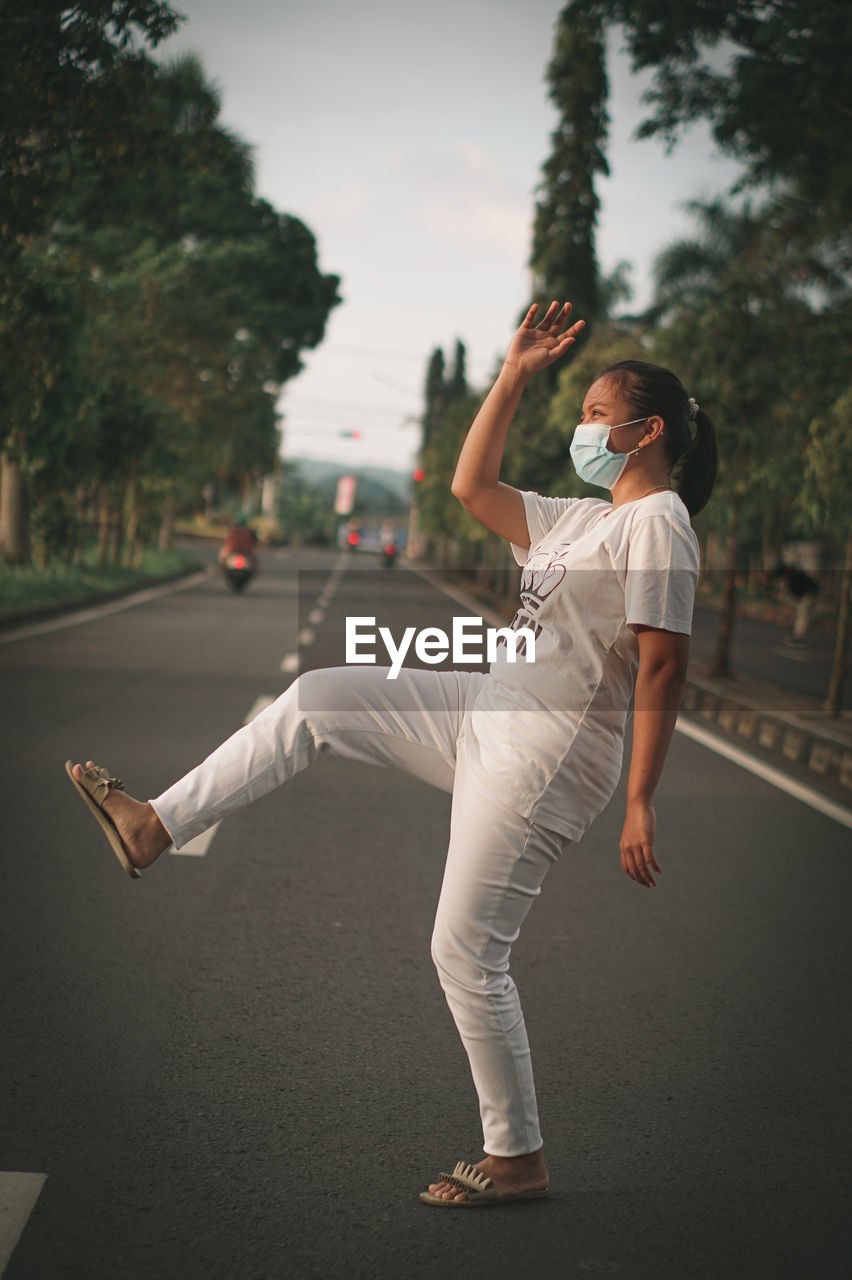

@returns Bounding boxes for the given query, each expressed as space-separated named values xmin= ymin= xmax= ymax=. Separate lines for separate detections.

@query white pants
xmin=151 ymin=666 xmax=569 ymax=1156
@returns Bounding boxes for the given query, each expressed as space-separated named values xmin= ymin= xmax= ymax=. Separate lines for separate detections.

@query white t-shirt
xmin=467 ymin=489 xmax=700 ymax=841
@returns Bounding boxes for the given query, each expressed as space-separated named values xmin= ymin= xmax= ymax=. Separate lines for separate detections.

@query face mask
xmin=569 ymin=418 xmax=647 ymax=490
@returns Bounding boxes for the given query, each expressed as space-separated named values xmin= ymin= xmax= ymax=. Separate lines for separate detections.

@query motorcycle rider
xmin=218 ymin=515 xmax=258 ymax=575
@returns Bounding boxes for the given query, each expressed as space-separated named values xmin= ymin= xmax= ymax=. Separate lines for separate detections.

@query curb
xmin=680 ymin=674 xmax=852 ymax=791
xmin=0 ymin=569 xmax=211 ymax=644
xmin=409 ymin=560 xmax=852 ymax=794
xmin=0 ymin=562 xmax=204 ymax=634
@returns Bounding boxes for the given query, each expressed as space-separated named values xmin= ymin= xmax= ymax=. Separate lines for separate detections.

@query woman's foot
xmin=425 ymin=1149 xmax=549 ymax=1204
xmin=70 ymin=761 xmax=171 ymax=871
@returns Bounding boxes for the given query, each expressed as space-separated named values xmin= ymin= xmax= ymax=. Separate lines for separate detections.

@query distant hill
xmin=287 ymin=457 xmax=412 ymax=501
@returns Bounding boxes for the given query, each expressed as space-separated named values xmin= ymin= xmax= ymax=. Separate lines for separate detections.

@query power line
xmin=283 ymin=422 xmax=420 ymax=438
xmin=323 ymin=343 xmax=495 ymax=374
xmin=282 ymin=394 xmax=421 ymax=415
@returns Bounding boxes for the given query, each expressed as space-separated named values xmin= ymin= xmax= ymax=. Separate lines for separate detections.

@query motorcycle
xmin=222 ymin=551 xmax=255 ymax=592
xmin=382 ymin=542 xmax=397 ymax=569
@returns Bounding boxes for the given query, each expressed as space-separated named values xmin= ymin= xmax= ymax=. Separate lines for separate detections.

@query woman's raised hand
xmin=504 ymin=301 xmax=585 ymax=375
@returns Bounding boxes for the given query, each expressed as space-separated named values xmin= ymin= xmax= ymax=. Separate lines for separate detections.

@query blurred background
xmin=2 ymin=0 xmax=851 ymax=708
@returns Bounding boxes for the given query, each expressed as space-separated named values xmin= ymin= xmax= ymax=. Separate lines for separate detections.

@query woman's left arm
xmin=620 ymin=625 xmax=691 ymax=888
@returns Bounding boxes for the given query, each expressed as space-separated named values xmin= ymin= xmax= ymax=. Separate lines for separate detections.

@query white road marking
xmin=417 ymin=564 xmax=852 ymax=828
xmin=676 ymin=715 xmax=852 ymax=830
xmin=0 ymin=1172 xmax=47 ymax=1275
xmin=169 ymin=695 xmax=278 ymax=858
xmin=281 ymin=653 xmax=299 ymax=673
xmin=0 ymin=571 xmax=210 ymax=645
xmin=771 ymin=645 xmax=812 ymax=663
xmin=171 ymin=824 xmax=221 ymax=857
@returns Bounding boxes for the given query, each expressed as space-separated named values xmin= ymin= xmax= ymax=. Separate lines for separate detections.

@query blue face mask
xmin=569 ymin=418 xmax=647 ymax=490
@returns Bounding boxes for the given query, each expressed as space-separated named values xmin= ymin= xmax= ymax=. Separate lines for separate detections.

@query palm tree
xmin=651 ymin=198 xmax=823 ymax=678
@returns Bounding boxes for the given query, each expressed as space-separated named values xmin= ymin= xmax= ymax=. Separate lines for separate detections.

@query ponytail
xmin=673 ymin=407 xmax=718 ymax=517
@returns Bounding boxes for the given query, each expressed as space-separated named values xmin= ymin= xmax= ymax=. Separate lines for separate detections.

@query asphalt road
xmin=1 ymin=547 xmax=849 ymax=1280
xmin=690 ymin=600 xmax=851 ymax=711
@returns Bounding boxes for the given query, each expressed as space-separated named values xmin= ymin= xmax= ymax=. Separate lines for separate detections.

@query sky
xmin=162 ymin=0 xmax=739 ymax=473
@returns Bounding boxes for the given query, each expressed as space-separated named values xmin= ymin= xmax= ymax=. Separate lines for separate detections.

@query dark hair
xmin=597 ymin=360 xmax=718 ymax=516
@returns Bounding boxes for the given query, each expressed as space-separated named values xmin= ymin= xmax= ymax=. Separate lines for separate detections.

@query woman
xmin=67 ymin=300 xmax=717 ymax=1208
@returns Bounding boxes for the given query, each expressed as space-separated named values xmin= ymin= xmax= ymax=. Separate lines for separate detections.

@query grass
xmin=0 ymin=546 xmax=201 ymax=625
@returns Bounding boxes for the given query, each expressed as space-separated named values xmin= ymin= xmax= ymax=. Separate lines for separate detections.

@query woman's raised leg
xmin=71 ymin=666 xmax=483 ymax=870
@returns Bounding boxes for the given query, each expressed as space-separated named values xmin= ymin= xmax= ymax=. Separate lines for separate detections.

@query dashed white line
xmin=0 ymin=1172 xmax=47 ymax=1275
xmin=279 ymin=555 xmax=349 ymax=685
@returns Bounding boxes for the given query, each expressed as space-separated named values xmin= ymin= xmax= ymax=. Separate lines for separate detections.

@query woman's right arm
xmin=451 ymin=301 xmax=584 ymax=546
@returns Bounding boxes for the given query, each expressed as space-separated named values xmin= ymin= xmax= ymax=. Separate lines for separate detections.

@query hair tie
xmin=687 ymin=397 xmax=700 ymax=421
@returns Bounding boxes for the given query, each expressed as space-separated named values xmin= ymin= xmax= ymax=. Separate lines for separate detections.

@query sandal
xmin=64 ymin=761 xmax=141 ymax=880
xmin=419 ymin=1161 xmax=549 ymax=1208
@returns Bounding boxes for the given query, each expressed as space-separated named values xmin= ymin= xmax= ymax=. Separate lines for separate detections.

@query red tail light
xmin=232 ymin=554 xmax=248 ymax=569
xmin=348 ymin=531 xmax=361 ymax=546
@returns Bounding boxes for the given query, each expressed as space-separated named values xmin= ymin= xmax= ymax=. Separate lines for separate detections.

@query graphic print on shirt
xmin=499 ymin=544 xmax=573 ymax=657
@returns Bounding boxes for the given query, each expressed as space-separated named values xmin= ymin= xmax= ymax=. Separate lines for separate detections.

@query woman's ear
xmin=642 ymin=414 xmax=666 ymax=444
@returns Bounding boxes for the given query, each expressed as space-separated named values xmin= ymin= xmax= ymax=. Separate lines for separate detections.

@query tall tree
xmin=421 ymin=347 xmax=446 ymax=451
xmin=1 ymin=41 xmax=341 ymax=563
xmin=55 ymin=53 xmax=256 ymax=257
xmin=1 ymin=1 xmax=182 ymax=560
xmin=446 ymin=339 xmax=468 ymax=403
xmin=563 ymin=0 xmax=852 ymax=247
xmin=0 ymin=246 xmax=93 ymax=562
xmin=530 ymin=5 xmax=609 ymax=325
xmin=1 ymin=0 xmax=183 ymax=250
xmin=798 ymin=379 xmax=852 ymax=717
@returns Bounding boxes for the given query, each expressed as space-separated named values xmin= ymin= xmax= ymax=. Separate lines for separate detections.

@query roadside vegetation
xmin=412 ymin=0 xmax=852 ymax=715
xmin=4 ymin=3 xmax=849 ymax=711
xmin=1 ymin=3 xmax=340 ymax=581
xmin=0 ymin=546 xmax=199 ymax=626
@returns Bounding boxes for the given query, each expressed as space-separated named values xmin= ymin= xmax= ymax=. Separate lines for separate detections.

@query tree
xmin=420 ymin=339 xmax=469 ymax=450
xmin=54 ymin=53 xmax=257 ymax=258
xmin=0 ymin=246 xmax=93 ymax=563
xmin=2 ymin=42 xmax=341 ymax=563
xmin=446 ymin=339 xmax=468 ymax=403
xmin=562 ymin=1 xmax=852 ymax=245
xmin=1 ymin=1 xmax=182 ymax=561
xmin=530 ymin=4 xmax=609 ymax=326
xmin=798 ymin=382 xmax=852 ymax=717
xmin=650 ymin=199 xmax=836 ymax=677
xmin=417 ymin=392 xmax=491 ymax=558
xmin=1 ymin=0 xmax=183 ymax=249
xmin=421 ymin=347 xmax=446 ymax=451
xmin=276 ymin=463 xmax=335 ymax=547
